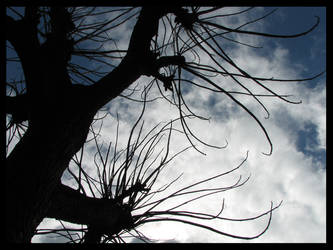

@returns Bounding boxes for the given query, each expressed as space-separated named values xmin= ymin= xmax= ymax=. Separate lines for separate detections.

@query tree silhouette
xmin=5 ymin=6 xmax=324 ymax=243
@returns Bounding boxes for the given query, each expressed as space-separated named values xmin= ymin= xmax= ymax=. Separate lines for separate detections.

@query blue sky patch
xmin=296 ymin=122 xmax=326 ymax=167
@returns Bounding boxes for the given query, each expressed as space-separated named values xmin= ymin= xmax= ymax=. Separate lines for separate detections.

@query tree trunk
xmin=6 ymin=6 xmax=185 ymax=243
xmin=6 ymin=89 xmax=97 ymax=242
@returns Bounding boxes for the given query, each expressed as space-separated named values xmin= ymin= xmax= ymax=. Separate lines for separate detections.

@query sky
xmin=6 ymin=7 xmax=326 ymax=243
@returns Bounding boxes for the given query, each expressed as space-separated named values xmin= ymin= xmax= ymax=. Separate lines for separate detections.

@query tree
xmin=5 ymin=6 xmax=324 ymax=243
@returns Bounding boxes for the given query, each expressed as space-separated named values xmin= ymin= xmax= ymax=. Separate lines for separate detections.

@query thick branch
xmin=156 ymin=55 xmax=186 ymax=68
xmin=89 ymin=7 xmax=184 ymax=110
xmin=6 ymin=94 xmax=30 ymax=123
xmin=47 ymin=184 xmax=134 ymax=235
xmin=142 ymin=54 xmax=186 ymax=76
xmin=126 ymin=7 xmax=167 ymax=57
xmin=7 ymin=10 xmax=72 ymax=114
xmin=142 ymin=55 xmax=185 ymax=91
xmin=6 ymin=10 xmax=39 ymax=86
xmin=6 ymin=14 xmax=40 ymax=89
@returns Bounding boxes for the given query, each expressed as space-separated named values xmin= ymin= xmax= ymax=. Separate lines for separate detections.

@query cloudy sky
xmin=6 ymin=7 xmax=326 ymax=243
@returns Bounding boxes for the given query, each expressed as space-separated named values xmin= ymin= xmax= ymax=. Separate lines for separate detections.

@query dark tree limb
xmin=89 ymin=6 xmax=186 ymax=110
xmin=88 ymin=6 xmax=164 ymax=109
xmin=6 ymin=15 xmax=39 ymax=89
xmin=47 ymin=184 xmax=134 ymax=236
xmin=6 ymin=94 xmax=30 ymax=123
